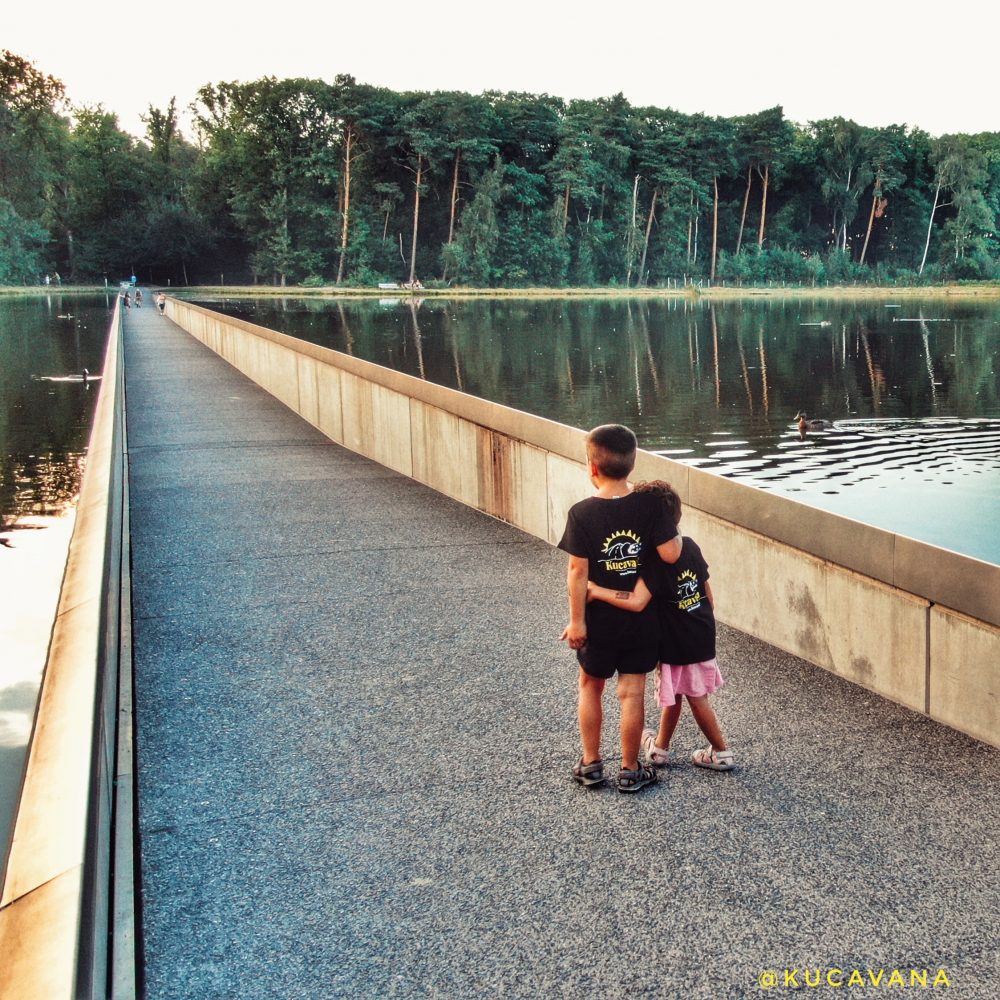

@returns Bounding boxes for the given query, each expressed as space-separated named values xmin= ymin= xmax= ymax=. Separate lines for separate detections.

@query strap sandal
xmin=692 ymin=746 xmax=735 ymax=771
xmin=617 ymin=763 xmax=658 ymax=793
xmin=572 ymin=758 xmax=606 ymax=787
xmin=641 ymin=728 xmax=670 ymax=767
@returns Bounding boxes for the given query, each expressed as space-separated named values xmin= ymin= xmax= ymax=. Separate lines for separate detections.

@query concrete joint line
xmin=924 ymin=601 xmax=933 ymax=716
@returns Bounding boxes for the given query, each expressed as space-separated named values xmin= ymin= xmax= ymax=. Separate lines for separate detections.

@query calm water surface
xmin=194 ymin=294 xmax=1000 ymax=563
xmin=0 ymin=293 xmax=112 ymax=865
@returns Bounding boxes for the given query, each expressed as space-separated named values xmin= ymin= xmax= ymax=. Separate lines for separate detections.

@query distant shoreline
xmin=4 ymin=282 xmax=1000 ymax=300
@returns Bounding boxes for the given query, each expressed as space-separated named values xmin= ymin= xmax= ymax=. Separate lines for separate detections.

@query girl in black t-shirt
xmin=587 ymin=481 xmax=735 ymax=771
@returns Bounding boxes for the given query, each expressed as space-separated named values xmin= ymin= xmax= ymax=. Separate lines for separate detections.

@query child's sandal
xmin=617 ymin=763 xmax=658 ymax=793
xmin=641 ymin=728 xmax=670 ymax=767
xmin=572 ymin=758 xmax=606 ymax=787
xmin=692 ymin=746 xmax=735 ymax=771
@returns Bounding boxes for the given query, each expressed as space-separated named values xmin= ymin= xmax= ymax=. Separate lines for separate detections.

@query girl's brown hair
xmin=633 ymin=479 xmax=681 ymax=525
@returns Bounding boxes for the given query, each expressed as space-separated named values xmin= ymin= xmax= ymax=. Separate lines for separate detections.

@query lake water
xmin=0 ymin=293 xmax=113 ymax=865
xmin=193 ymin=294 xmax=1000 ymax=564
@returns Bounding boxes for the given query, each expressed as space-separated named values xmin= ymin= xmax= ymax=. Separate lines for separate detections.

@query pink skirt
xmin=655 ymin=659 xmax=724 ymax=707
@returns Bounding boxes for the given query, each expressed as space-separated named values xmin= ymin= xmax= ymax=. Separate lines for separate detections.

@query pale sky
xmin=6 ymin=0 xmax=995 ymax=141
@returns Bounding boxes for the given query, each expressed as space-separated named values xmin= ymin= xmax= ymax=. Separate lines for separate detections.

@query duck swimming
xmin=32 ymin=368 xmax=101 ymax=384
xmin=796 ymin=411 xmax=834 ymax=434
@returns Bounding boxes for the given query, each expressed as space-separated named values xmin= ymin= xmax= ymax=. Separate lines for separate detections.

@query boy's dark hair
xmin=633 ymin=479 xmax=682 ymax=525
xmin=586 ymin=424 xmax=637 ymax=480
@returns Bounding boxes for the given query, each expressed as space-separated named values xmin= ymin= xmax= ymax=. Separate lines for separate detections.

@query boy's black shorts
xmin=577 ymin=641 xmax=658 ymax=679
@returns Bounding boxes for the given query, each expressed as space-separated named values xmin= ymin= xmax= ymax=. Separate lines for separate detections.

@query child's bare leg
xmin=686 ymin=695 xmax=727 ymax=751
xmin=578 ymin=670 xmax=606 ymax=763
xmin=655 ymin=701 xmax=684 ymax=750
xmin=616 ymin=672 xmax=646 ymax=770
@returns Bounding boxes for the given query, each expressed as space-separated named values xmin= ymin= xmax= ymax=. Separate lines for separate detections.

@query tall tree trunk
xmin=757 ymin=162 xmax=769 ymax=248
xmin=626 ymin=174 xmax=640 ymax=287
xmin=61 ymin=183 xmax=76 ymax=280
xmin=562 ymin=182 xmax=571 ymax=234
xmin=687 ymin=189 xmax=694 ymax=263
xmin=710 ymin=176 xmax=719 ymax=283
xmin=638 ymin=187 xmax=658 ymax=287
xmin=66 ymin=228 xmax=75 ymax=282
xmin=442 ymin=149 xmax=461 ymax=281
xmin=693 ymin=201 xmax=699 ymax=266
xmin=336 ymin=125 xmax=354 ymax=285
xmin=279 ymin=196 xmax=289 ymax=287
xmin=841 ymin=167 xmax=852 ymax=253
xmin=447 ymin=149 xmax=461 ymax=245
xmin=919 ymin=182 xmax=941 ymax=275
xmin=409 ymin=154 xmax=423 ymax=286
xmin=859 ymin=192 xmax=878 ymax=266
xmin=736 ymin=165 xmax=752 ymax=255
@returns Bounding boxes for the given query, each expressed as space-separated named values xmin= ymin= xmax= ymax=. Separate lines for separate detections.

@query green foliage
xmin=448 ymin=159 xmax=503 ymax=285
xmin=0 ymin=198 xmax=48 ymax=282
xmin=3 ymin=49 xmax=1000 ymax=287
xmin=0 ymin=49 xmax=67 ymax=259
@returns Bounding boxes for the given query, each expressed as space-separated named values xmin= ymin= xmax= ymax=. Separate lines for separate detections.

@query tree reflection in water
xmin=196 ymin=294 xmax=1000 ymax=563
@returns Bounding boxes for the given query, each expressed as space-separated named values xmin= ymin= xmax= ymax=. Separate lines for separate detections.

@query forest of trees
xmin=3 ymin=49 xmax=1000 ymax=289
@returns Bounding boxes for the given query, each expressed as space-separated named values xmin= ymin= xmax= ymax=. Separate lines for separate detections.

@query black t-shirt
xmin=558 ymin=491 xmax=675 ymax=648
xmin=644 ymin=536 xmax=716 ymax=664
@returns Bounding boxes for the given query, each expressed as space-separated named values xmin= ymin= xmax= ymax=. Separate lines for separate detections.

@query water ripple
xmin=659 ymin=419 xmax=1000 ymax=492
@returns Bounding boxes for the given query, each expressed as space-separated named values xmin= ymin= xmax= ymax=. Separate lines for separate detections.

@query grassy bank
xmin=177 ymin=282 xmax=1000 ymax=300
xmin=4 ymin=282 xmax=1000 ymax=300
xmin=0 ymin=285 xmax=110 ymax=296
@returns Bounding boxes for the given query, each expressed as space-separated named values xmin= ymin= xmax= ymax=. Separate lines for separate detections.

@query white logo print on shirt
xmin=599 ymin=530 xmax=641 ymax=575
xmin=676 ymin=569 xmax=703 ymax=611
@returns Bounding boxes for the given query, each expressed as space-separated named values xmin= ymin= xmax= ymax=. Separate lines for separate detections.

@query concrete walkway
xmin=123 ymin=301 xmax=999 ymax=999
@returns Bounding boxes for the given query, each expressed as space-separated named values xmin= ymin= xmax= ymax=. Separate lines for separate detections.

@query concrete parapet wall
xmin=930 ymin=607 xmax=1000 ymax=746
xmin=164 ymin=297 xmax=1000 ymax=748
xmin=687 ymin=510 xmax=930 ymax=713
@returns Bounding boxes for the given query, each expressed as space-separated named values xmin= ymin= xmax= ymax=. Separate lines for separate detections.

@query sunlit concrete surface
xmin=124 ymin=304 xmax=1000 ymax=998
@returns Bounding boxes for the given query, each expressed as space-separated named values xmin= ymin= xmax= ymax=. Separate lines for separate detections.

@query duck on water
xmin=33 ymin=369 xmax=101 ymax=384
xmin=796 ymin=411 xmax=835 ymax=436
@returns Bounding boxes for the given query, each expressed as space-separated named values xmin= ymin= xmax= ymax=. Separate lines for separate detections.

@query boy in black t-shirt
xmin=558 ymin=425 xmax=681 ymax=793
